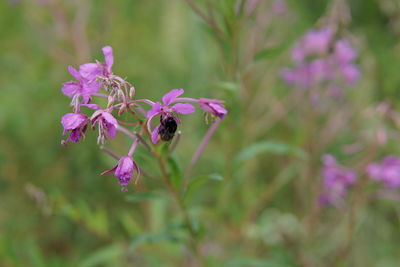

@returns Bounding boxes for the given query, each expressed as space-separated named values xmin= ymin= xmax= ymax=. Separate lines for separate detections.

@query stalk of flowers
xmin=281 ymin=27 xmax=360 ymax=101
xmin=318 ymin=154 xmax=357 ymax=207
xmin=60 ymin=45 xmax=228 ymax=191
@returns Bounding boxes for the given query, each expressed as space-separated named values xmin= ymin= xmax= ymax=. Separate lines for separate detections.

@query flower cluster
xmin=282 ymin=27 xmax=360 ymax=99
xmin=319 ymin=154 xmax=357 ymax=207
xmin=367 ymin=156 xmax=400 ymax=189
xmin=60 ymin=46 xmax=227 ymax=191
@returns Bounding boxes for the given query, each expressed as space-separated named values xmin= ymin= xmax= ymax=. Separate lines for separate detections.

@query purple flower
xmin=198 ymin=98 xmax=228 ymax=119
xmin=334 ymin=40 xmax=357 ymax=65
xmin=147 ymin=89 xmax=195 ymax=144
xmin=101 ymin=155 xmax=140 ymax=191
xmin=282 ymin=28 xmax=360 ymax=99
xmin=61 ymin=113 xmax=89 ymax=143
xmin=319 ymin=154 xmax=357 ymax=206
xmin=62 ymin=66 xmax=101 ymax=106
xmin=340 ymin=64 xmax=360 ymax=85
xmin=292 ymin=27 xmax=333 ymax=62
xmin=79 ymin=46 xmax=114 ymax=81
xmin=367 ymin=156 xmax=400 ymax=188
xmin=85 ymin=104 xmax=118 ymax=144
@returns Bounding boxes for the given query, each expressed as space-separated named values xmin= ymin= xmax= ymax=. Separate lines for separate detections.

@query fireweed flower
xmin=62 ymin=66 xmax=101 ymax=109
xmin=84 ymin=104 xmax=118 ymax=144
xmin=282 ymin=27 xmax=360 ymax=99
xmin=102 ymin=155 xmax=140 ymax=191
xmin=198 ymin=98 xmax=228 ymax=119
xmin=61 ymin=113 xmax=89 ymax=144
xmin=147 ymin=89 xmax=195 ymax=144
xmin=79 ymin=46 xmax=114 ymax=82
xmin=319 ymin=154 xmax=357 ymax=206
xmin=367 ymin=156 xmax=400 ymax=188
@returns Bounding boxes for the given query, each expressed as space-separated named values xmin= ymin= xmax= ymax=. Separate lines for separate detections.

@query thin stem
xmin=154 ymin=153 xmax=204 ymax=264
xmin=116 ymin=125 xmax=136 ymax=139
xmin=100 ymin=146 xmax=120 ymax=160
xmin=184 ymin=0 xmax=224 ymax=41
xmin=183 ymin=119 xmax=221 ymax=192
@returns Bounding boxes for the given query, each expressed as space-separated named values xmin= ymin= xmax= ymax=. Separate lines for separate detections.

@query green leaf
xmin=215 ymin=81 xmax=240 ymax=92
xmin=129 ymin=232 xmax=181 ymax=251
xmin=184 ymin=173 xmax=223 ymax=203
xmin=168 ymin=156 xmax=182 ymax=190
xmin=234 ymin=141 xmax=307 ymax=164
xmin=78 ymin=244 xmax=124 ymax=267
xmin=254 ymin=42 xmax=291 ymax=62
xmin=125 ymin=192 xmax=164 ymax=203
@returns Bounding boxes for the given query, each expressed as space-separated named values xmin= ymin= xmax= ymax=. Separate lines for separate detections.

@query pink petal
xmin=68 ymin=66 xmax=81 ymax=81
xmin=79 ymin=63 xmax=102 ymax=81
xmin=341 ymin=64 xmax=360 ymax=85
xmin=209 ymin=103 xmax=227 ymax=115
xmin=334 ymin=40 xmax=357 ymax=64
xmin=147 ymin=102 xmax=162 ymax=118
xmin=107 ymin=124 xmax=117 ymax=138
xmin=162 ymin=89 xmax=184 ymax=105
xmin=102 ymin=46 xmax=114 ymax=73
xmin=101 ymin=165 xmax=117 ymax=175
xmin=61 ymin=113 xmax=87 ymax=130
xmin=101 ymin=111 xmax=118 ymax=125
xmin=82 ymin=104 xmax=102 ymax=110
xmin=172 ymin=103 xmax=195 ymax=114
xmin=151 ymin=126 xmax=159 ymax=144
xmin=61 ymin=82 xmax=80 ymax=97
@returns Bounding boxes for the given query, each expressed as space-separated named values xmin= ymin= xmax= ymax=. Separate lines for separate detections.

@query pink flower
xmin=319 ymin=154 xmax=357 ymax=206
xmin=367 ymin=156 xmax=400 ymax=188
xmin=198 ymin=98 xmax=228 ymax=119
xmin=61 ymin=66 xmax=101 ymax=105
xmin=147 ymin=89 xmax=195 ymax=144
xmin=61 ymin=113 xmax=89 ymax=143
xmin=292 ymin=28 xmax=333 ymax=62
xmin=79 ymin=46 xmax=114 ymax=81
xmin=334 ymin=40 xmax=357 ymax=65
xmin=102 ymin=155 xmax=140 ymax=191
xmin=84 ymin=104 xmax=118 ymax=144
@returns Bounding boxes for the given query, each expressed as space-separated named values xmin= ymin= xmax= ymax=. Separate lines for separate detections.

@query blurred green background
xmin=2 ymin=0 xmax=400 ymax=266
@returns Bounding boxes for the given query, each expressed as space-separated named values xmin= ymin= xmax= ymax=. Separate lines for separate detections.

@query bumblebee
xmin=158 ymin=115 xmax=177 ymax=141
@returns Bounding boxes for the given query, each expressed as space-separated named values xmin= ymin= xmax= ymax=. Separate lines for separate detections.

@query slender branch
xmin=183 ymin=119 xmax=221 ymax=192
xmin=185 ymin=0 xmax=224 ymax=41
xmin=100 ymin=146 xmax=120 ymax=160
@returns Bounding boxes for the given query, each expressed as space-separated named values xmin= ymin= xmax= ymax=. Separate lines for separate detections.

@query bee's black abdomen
xmin=158 ymin=115 xmax=178 ymax=141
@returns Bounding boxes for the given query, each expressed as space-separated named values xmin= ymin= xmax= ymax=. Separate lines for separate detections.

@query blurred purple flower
xmin=367 ymin=156 xmax=400 ymax=188
xmin=282 ymin=28 xmax=360 ymax=98
xmin=319 ymin=154 xmax=357 ymax=206
xmin=334 ymin=40 xmax=357 ymax=65
xmin=147 ymin=89 xmax=195 ymax=144
xmin=292 ymin=28 xmax=333 ymax=62
xmin=102 ymin=155 xmax=140 ymax=191
xmin=61 ymin=113 xmax=89 ymax=144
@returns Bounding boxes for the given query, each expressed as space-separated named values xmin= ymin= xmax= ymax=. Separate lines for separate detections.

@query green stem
xmin=154 ymin=153 xmax=204 ymax=265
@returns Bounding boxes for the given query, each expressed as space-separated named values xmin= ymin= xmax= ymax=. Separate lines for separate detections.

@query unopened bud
xmin=129 ymin=86 xmax=136 ymax=99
